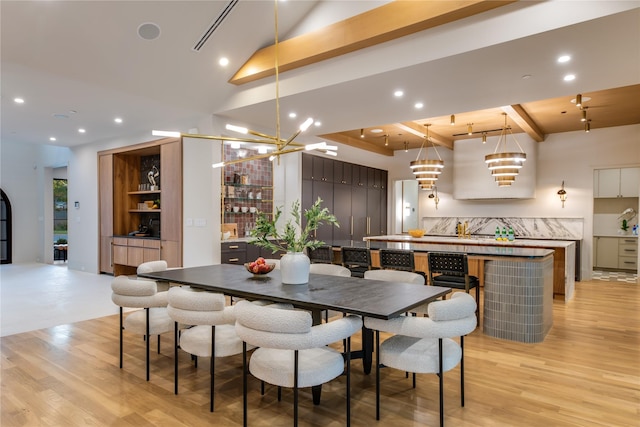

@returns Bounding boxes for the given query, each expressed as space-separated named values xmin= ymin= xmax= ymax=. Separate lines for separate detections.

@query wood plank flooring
xmin=2 ymin=280 xmax=639 ymax=426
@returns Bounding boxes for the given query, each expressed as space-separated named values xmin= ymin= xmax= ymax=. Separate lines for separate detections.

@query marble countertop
xmin=593 ymin=234 xmax=638 ymax=238
xmin=365 ymin=235 xmax=576 ymax=248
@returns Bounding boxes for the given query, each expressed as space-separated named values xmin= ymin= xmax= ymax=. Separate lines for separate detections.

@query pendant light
xmin=409 ymin=124 xmax=444 ymax=190
xmin=485 ymin=113 xmax=526 ymax=187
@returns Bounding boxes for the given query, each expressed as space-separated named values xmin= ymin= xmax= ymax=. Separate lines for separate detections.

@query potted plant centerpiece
xmin=249 ymin=198 xmax=338 ymax=284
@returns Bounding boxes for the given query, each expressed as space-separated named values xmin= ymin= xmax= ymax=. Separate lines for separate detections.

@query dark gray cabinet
xmin=302 ymin=153 xmax=387 ymax=243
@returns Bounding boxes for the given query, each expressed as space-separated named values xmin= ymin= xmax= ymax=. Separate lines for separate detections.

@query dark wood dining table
xmin=138 ymin=263 xmax=451 ymax=374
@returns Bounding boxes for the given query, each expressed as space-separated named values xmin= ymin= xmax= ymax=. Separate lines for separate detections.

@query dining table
xmin=139 ymin=263 xmax=452 ymax=374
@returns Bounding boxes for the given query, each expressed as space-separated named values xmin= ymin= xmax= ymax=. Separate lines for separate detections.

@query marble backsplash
xmin=422 ymin=217 xmax=583 ymax=240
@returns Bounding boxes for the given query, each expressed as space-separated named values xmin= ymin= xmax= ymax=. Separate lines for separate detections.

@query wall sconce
xmin=428 ymin=186 xmax=439 ymax=210
xmin=557 ymin=181 xmax=567 ymax=208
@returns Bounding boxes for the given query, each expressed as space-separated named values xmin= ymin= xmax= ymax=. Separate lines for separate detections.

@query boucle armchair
xmin=234 ymin=300 xmax=362 ymax=427
xmin=167 ymin=286 xmax=246 ymax=412
xmin=111 ymin=275 xmax=173 ymax=381
xmin=364 ymin=292 xmax=477 ymax=427
xmin=364 ymin=269 xmax=429 ymax=315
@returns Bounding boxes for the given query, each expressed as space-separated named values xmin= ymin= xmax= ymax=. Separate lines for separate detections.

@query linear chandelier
xmin=485 ymin=113 xmax=526 ymax=187
xmin=153 ymin=0 xmax=337 ymax=168
xmin=409 ymin=124 xmax=444 ymax=191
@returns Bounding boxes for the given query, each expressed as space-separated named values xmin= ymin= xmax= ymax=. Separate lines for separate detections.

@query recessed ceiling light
xmin=314 ymin=121 xmax=322 ymax=127
xmin=289 ymin=112 xmax=297 ymax=118
xmin=394 ymin=90 xmax=404 ymax=98
xmin=49 ymin=137 xmax=57 ymax=141
xmin=521 ymin=74 xmax=532 ymax=80
xmin=137 ymin=22 xmax=161 ymax=40
xmin=14 ymin=98 xmax=24 ymax=104
xmin=258 ymin=146 xmax=268 ymax=154
xmin=557 ymin=55 xmax=571 ymax=63
xmin=414 ymin=102 xmax=424 ymax=109
xmin=78 ymin=128 xmax=86 ymax=133
xmin=219 ymin=57 xmax=229 ymax=67
xmin=69 ymin=110 xmax=77 ymax=114
xmin=563 ymin=74 xmax=576 ymax=81
xmin=114 ymin=117 xmax=123 ymax=123
xmin=371 ymin=129 xmax=383 ymax=133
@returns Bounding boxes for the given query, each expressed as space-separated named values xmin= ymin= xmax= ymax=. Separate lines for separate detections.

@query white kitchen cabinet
xmin=618 ymin=237 xmax=638 ymax=271
xmin=594 ymin=237 xmax=619 ymax=269
xmin=595 ymin=167 xmax=640 ymax=198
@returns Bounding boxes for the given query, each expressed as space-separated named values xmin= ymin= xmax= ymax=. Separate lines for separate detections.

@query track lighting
xmin=575 ymin=94 xmax=582 ymax=108
xmin=585 ymin=120 xmax=591 ymax=132
xmin=482 ymin=132 xmax=487 ymax=144
xmin=404 ymin=141 xmax=409 ymax=152
xmin=450 ymin=114 xmax=455 ymax=126
xmin=360 ymin=128 xmax=364 ymax=138
xmin=467 ymin=123 xmax=473 ymax=135
xmin=384 ymin=135 xmax=389 ymax=146
xmin=581 ymin=108 xmax=587 ymax=122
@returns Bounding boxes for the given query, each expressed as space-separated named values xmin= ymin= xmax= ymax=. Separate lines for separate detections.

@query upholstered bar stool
xmin=111 ymin=275 xmax=173 ymax=381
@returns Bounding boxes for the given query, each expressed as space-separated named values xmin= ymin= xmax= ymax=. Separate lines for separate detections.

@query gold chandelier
xmin=484 ymin=113 xmax=526 ymax=187
xmin=153 ymin=0 xmax=336 ymax=167
xmin=409 ymin=124 xmax=444 ymax=191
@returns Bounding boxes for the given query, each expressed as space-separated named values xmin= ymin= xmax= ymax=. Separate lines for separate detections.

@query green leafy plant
xmin=621 ymin=219 xmax=629 ymax=231
xmin=249 ymin=198 xmax=338 ymax=254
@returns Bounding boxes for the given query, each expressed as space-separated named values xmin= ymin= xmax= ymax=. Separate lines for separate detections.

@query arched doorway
xmin=1 ymin=189 xmax=12 ymax=264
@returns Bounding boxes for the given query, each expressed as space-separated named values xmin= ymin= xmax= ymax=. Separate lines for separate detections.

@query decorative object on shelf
xmin=152 ymin=1 xmax=337 ymax=167
xmin=249 ymin=198 xmax=338 ymax=284
xmin=409 ymin=124 xmax=444 ymax=191
xmin=147 ymin=165 xmax=159 ymax=191
xmin=485 ymin=113 xmax=527 ymax=187
xmin=618 ymin=208 xmax=637 ymax=234
xmin=557 ymin=181 xmax=567 ymax=208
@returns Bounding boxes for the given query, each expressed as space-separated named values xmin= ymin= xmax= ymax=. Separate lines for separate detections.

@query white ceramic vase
xmin=280 ymin=252 xmax=310 ymax=285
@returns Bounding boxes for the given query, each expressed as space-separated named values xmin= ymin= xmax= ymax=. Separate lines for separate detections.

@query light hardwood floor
xmin=2 ymin=280 xmax=639 ymax=426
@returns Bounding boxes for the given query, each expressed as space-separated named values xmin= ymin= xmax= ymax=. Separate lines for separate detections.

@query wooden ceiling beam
xmin=502 ymin=104 xmax=545 ymax=142
xmin=230 ymin=1 xmax=517 ymax=85
xmin=395 ymin=122 xmax=453 ymax=150
xmin=319 ymin=133 xmax=395 ymax=156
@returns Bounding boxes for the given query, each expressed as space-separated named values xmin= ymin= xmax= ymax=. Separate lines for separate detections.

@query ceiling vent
xmin=192 ymin=0 xmax=239 ymax=52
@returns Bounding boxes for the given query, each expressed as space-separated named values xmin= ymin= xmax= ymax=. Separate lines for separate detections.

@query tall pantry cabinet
xmin=98 ymin=138 xmax=182 ymax=275
xmin=302 ymin=153 xmax=387 ymax=243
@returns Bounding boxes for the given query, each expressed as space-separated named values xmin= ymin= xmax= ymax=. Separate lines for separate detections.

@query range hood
xmin=453 ymin=138 xmax=537 ymax=200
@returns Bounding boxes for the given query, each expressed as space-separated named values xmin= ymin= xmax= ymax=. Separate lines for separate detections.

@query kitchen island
xmin=361 ymin=236 xmax=556 ymax=343
xmin=364 ymin=235 xmax=576 ymax=302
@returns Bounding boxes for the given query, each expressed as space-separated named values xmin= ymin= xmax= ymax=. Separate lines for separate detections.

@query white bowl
xmin=241 ymin=206 xmax=249 ymax=213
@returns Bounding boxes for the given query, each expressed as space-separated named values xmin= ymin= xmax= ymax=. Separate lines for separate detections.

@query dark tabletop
xmin=139 ymin=264 xmax=450 ymax=319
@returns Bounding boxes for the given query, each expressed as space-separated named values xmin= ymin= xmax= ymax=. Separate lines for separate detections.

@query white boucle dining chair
xmin=167 ymin=286 xmax=247 ymax=412
xmin=234 ymin=300 xmax=363 ymax=427
xmin=309 ymin=263 xmax=351 ymax=277
xmin=110 ymin=275 xmax=173 ymax=381
xmin=364 ymin=292 xmax=477 ymax=427
xmin=364 ymin=269 xmax=430 ymax=315
xmin=137 ymin=260 xmax=171 ymax=291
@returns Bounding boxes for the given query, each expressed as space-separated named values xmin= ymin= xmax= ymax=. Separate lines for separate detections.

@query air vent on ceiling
xmin=192 ymin=0 xmax=239 ymax=52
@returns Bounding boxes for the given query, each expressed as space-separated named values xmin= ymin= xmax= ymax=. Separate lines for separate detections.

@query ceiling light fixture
xmin=152 ymin=0 xmax=336 ymax=167
xmin=14 ymin=98 xmax=25 ymax=104
xmin=564 ymin=74 xmax=576 ymax=81
xmin=485 ymin=113 xmax=527 ymax=187
xmin=78 ymin=128 xmax=86 ymax=133
xmin=384 ymin=134 xmax=389 ymax=146
xmin=575 ymin=93 xmax=582 ymax=108
xmin=409 ymin=124 xmax=444 ymax=191
xmin=360 ymin=128 xmax=364 ymax=138
xmin=404 ymin=141 xmax=409 ymax=152
xmin=482 ymin=132 xmax=487 ymax=144
xmin=450 ymin=114 xmax=455 ymax=126
xmin=467 ymin=123 xmax=473 ymax=135
xmin=581 ymin=108 xmax=587 ymax=122
xmin=557 ymin=55 xmax=571 ymax=63
xmin=394 ymin=90 xmax=404 ymax=98
xmin=114 ymin=118 xmax=123 ymax=124
xmin=585 ymin=120 xmax=591 ymax=133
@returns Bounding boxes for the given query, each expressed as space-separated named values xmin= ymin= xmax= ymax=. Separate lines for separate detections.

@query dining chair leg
xmin=145 ymin=308 xmax=150 ymax=381
xmin=346 ymin=336 xmax=351 ymax=427
xmin=174 ymin=322 xmax=178 ymax=394
xmin=375 ymin=330 xmax=380 ymax=420
xmin=210 ymin=325 xmax=215 ymax=412
xmin=158 ymin=335 xmax=161 ymax=354
xmin=294 ymin=350 xmax=299 ymax=427
xmin=438 ymin=338 xmax=444 ymax=427
xmin=242 ymin=342 xmax=248 ymax=427
xmin=277 ymin=386 xmax=282 ymax=401
xmin=119 ymin=307 xmax=123 ymax=369
xmin=460 ymin=335 xmax=465 ymax=407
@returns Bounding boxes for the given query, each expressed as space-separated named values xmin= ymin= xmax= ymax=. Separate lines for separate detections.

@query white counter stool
xmin=111 ymin=275 xmax=173 ymax=381
xmin=167 ymin=286 xmax=246 ymax=412
xmin=365 ymin=292 xmax=477 ymax=427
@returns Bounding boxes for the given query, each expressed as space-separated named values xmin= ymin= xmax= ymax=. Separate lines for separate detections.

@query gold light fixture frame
xmin=409 ymin=124 xmax=444 ymax=191
xmin=485 ymin=113 xmax=526 ymax=186
xmin=152 ymin=0 xmax=336 ymax=167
